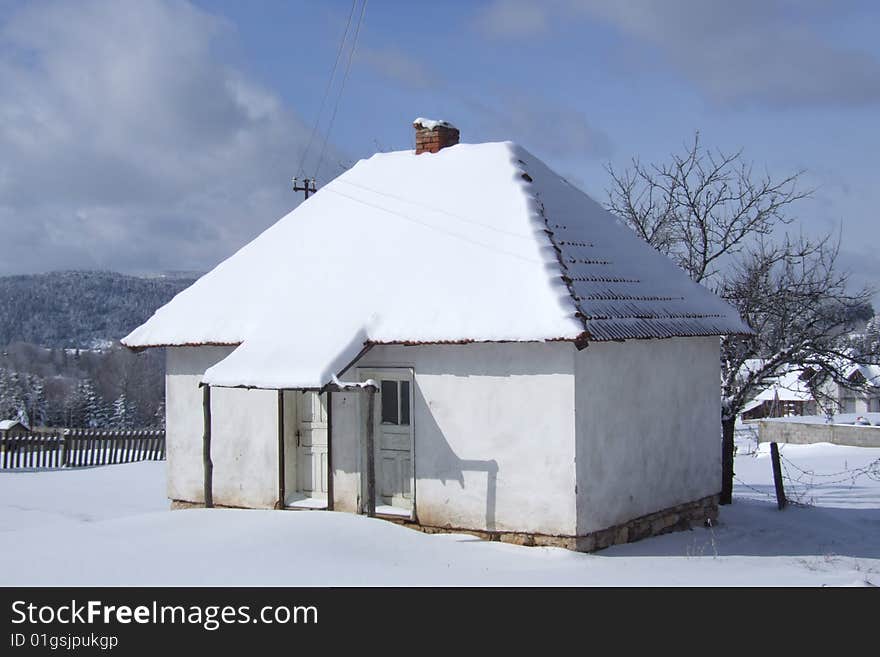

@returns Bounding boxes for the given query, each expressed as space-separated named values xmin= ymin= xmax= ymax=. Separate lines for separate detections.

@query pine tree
xmin=112 ymin=393 xmax=131 ymax=429
xmin=152 ymin=400 xmax=166 ymax=429
xmin=23 ymin=375 xmax=47 ymax=427
xmin=2 ymin=371 xmax=27 ymax=424
xmin=67 ymin=379 xmax=94 ymax=428
xmin=92 ymin=394 xmax=112 ymax=429
xmin=865 ymin=315 xmax=880 ymax=355
xmin=80 ymin=379 xmax=101 ymax=428
xmin=0 ymin=368 xmax=11 ymax=419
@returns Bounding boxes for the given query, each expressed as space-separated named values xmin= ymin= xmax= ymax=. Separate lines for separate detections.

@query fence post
xmin=770 ymin=442 xmax=787 ymax=510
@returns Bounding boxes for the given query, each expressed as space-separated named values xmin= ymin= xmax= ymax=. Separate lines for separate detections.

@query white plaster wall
xmin=574 ymin=336 xmax=721 ymax=534
xmin=339 ymin=343 xmax=578 ymax=536
xmin=210 ymin=385 xmax=279 ymax=509
xmin=166 ymin=346 xmax=233 ymax=504
xmin=165 ymin=347 xmax=279 ymax=508
xmin=330 ymin=391 xmax=362 ymax=513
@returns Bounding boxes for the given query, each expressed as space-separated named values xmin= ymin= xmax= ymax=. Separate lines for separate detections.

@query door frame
xmin=279 ymin=389 xmax=331 ymax=509
xmin=358 ymin=367 xmax=415 ymax=519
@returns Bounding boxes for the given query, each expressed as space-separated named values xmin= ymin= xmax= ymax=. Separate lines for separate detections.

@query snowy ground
xmin=1 ymin=444 xmax=878 ymax=586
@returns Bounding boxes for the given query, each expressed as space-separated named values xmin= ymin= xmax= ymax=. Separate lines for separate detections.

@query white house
xmin=740 ymin=368 xmax=818 ymax=420
xmin=740 ymin=361 xmax=880 ymax=421
xmin=123 ymin=119 xmax=750 ymax=551
xmin=837 ymin=363 xmax=880 ymax=413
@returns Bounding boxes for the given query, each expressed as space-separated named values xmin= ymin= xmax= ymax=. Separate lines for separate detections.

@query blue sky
xmin=1 ymin=0 xmax=878 ymax=297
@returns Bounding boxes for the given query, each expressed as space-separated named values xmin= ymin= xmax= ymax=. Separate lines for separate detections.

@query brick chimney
xmin=413 ymin=117 xmax=459 ymax=154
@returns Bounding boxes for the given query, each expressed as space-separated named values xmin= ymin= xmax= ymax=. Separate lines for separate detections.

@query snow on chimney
xmin=413 ymin=117 xmax=459 ymax=154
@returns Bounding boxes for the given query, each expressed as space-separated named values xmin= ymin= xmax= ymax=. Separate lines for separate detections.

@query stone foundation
xmin=170 ymin=494 xmax=719 ymax=553
xmin=383 ymin=494 xmax=719 ymax=553
xmin=170 ymin=499 xmax=266 ymax=511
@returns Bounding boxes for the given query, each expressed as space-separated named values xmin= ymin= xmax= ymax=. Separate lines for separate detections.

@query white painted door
xmin=375 ymin=373 xmax=414 ymax=510
xmin=296 ymin=391 xmax=328 ymax=499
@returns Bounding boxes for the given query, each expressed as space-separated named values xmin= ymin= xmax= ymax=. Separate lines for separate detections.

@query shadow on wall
xmin=337 ymin=342 xmax=577 ymax=530
xmin=411 ymin=384 xmax=499 ymax=531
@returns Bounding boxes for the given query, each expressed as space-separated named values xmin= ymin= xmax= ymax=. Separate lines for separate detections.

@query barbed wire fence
xmin=733 ymin=440 xmax=880 ymax=507
xmin=778 ymin=451 xmax=880 ymax=506
xmin=733 ymin=425 xmax=760 ymax=456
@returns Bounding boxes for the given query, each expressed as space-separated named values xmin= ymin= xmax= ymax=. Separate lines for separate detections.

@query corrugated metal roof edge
xmin=123 ymin=323 xmax=755 ymax=355
xmin=121 ymin=340 xmax=242 ymax=352
xmin=520 ymin=153 xmax=753 ymax=342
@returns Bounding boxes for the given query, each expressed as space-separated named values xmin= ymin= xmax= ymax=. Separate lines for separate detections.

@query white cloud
xmin=474 ymin=0 xmax=880 ymax=108
xmin=0 ymin=0 xmax=344 ymax=274
xmin=473 ymin=0 xmax=548 ymax=38
xmin=358 ymin=46 xmax=434 ymax=90
xmin=357 ymin=42 xmax=611 ymax=160
xmin=576 ymin=0 xmax=880 ymax=108
xmin=467 ymin=93 xmax=612 ymax=159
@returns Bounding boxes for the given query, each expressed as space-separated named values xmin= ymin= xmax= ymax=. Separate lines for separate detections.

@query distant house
xmin=123 ymin=119 xmax=750 ymax=551
xmin=740 ymin=362 xmax=880 ymax=422
xmin=741 ymin=370 xmax=818 ymax=420
xmin=0 ymin=419 xmax=29 ymax=435
xmin=0 ymin=420 xmax=29 ymax=455
xmin=836 ymin=364 xmax=880 ymax=414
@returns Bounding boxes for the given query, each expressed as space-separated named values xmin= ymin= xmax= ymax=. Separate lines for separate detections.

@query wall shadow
xmin=412 ymin=386 xmax=499 ymax=531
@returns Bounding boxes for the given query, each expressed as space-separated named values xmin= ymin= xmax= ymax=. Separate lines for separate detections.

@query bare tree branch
xmin=606 ymin=132 xmax=876 ymax=504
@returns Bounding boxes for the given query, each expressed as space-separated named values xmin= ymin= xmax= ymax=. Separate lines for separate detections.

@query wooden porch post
xmin=202 ymin=384 xmax=213 ymax=508
xmin=277 ymin=390 xmax=285 ymax=509
xmin=326 ymin=390 xmax=334 ymax=511
xmin=364 ymin=385 xmax=377 ymax=517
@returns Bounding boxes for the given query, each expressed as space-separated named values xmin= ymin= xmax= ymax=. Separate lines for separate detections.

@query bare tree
xmin=607 ymin=133 xmax=876 ymax=504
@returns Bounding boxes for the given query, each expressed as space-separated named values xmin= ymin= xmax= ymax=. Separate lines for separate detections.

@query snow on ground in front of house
xmin=0 ymin=446 xmax=878 ymax=586
xmin=0 ymin=461 xmax=167 ymax=533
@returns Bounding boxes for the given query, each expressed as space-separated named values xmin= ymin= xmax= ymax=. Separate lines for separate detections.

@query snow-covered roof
xmin=123 ymin=141 xmax=750 ymax=389
xmin=753 ymin=370 xmax=814 ymax=402
xmin=845 ymin=363 xmax=880 ymax=387
xmin=0 ymin=419 xmax=27 ymax=430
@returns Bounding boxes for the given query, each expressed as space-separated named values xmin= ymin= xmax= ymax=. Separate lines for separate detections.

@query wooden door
xmin=296 ymin=391 xmax=328 ymax=499
xmin=375 ymin=375 xmax=414 ymax=510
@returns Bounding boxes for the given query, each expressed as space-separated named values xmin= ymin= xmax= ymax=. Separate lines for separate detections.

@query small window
xmin=400 ymin=381 xmax=410 ymax=425
xmin=380 ymin=379 xmax=411 ymax=426
xmin=381 ymin=380 xmax=398 ymax=424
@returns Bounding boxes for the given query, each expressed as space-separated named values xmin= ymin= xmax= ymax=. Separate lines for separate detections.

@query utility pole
xmin=292 ymin=177 xmax=317 ymax=200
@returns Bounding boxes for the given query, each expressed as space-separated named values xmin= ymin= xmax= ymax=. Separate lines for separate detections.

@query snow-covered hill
xmin=0 ymin=271 xmax=196 ymax=349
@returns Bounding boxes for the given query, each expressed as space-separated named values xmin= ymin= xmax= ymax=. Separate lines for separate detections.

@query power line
xmin=333 ymin=178 xmax=539 ymax=243
xmin=295 ymin=0 xmax=357 ymax=181
xmin=315 ymin=0 xmax=367 ymax=182
xmin=323 ymin=186 xmax=543 ymax=266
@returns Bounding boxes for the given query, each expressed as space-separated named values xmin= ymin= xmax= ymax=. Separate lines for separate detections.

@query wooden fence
xmin=0 ymin=429 xmax=165 ymax=470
